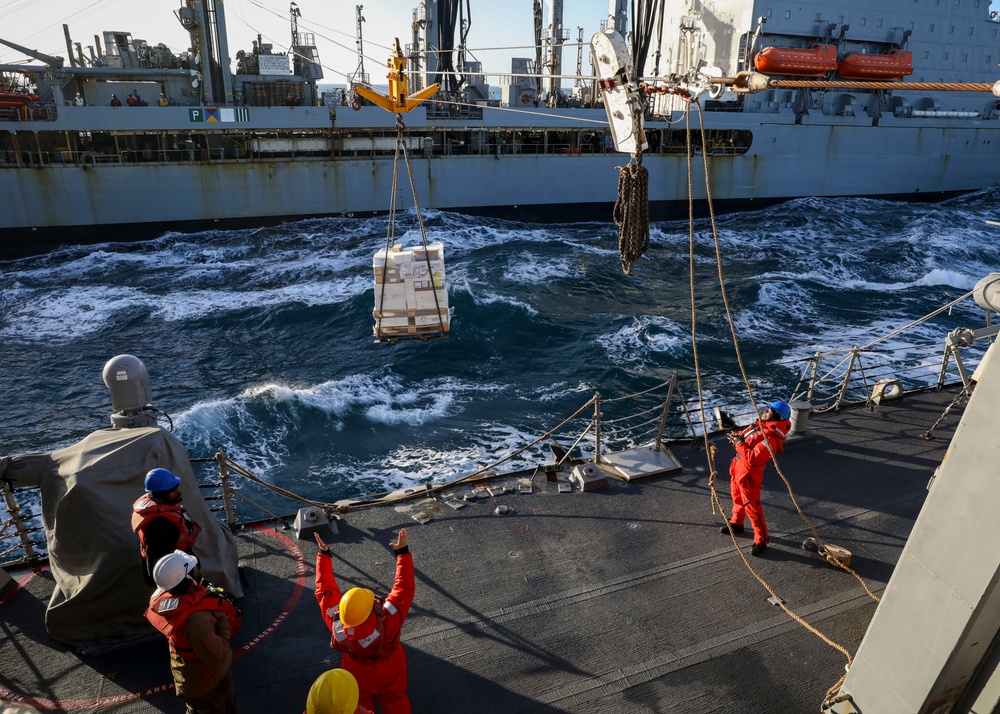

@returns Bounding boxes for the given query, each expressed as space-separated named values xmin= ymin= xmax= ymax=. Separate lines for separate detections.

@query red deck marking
xmin=0 ymin=525 xmax=306 ymax=710
xmin=0 ymin=566 xmax=44 ymax=606
xmin=234 ymin=525 xmax=308 ymax=660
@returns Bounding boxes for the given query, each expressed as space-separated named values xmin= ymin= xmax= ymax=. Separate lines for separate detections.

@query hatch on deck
xmin=600 ymin=444 xmax=681 ymax=482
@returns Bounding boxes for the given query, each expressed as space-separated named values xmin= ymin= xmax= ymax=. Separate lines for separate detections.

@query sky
xmin=0 ymin=0 xmax=614 ymax=85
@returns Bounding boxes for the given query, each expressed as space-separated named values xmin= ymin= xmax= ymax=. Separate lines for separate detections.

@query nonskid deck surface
xmin=0 ymin=388 xmax=959 ymax=712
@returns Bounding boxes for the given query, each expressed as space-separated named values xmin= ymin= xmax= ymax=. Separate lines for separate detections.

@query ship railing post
xmin=935 ymin=342 xmax=953 ymax=390
xmin=1 ymin=478 xmax=38 ymax=563
xmin=652 ymin=373 xmax=677 ymax=452
xmin=807 ymin=352 xmax=821 ymax=403
xmin=593 ymin=392 xmax=602 ymax=464
xmin=835 ymin=348 xmax=859 ymax=410
xmin=216 ymin=452 xmax=236 ymax=531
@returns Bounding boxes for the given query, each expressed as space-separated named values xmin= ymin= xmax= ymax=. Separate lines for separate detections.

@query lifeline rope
xmin=612 ymin=111 xmax=651 ymax=275
xmin=210 ymin=395 xmax=599 ymax=515
xmin=674 ymin=98 xmax=884 ymax=703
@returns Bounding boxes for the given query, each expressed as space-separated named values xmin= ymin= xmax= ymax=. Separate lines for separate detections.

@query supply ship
xmin=3 ymin=0 xmax=1000 ymax=254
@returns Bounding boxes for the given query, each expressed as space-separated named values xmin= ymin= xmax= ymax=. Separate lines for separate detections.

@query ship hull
xmin=4 ymin=112 xmax=1000 ymax=255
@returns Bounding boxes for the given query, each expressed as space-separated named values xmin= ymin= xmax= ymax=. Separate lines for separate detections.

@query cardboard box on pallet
xmin=372 ymin=242 xmax=449 ymax=337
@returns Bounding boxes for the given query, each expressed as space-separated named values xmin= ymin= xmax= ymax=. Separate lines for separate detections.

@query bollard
xmin=789 ymin=400 xmax=812 ymax=435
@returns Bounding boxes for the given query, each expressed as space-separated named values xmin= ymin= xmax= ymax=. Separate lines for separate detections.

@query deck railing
xmin=1 ymin=294 xmax=994 ymax=566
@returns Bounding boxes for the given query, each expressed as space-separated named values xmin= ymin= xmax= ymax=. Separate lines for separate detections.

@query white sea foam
xmin=152 ymin=277 xmax=370 ymax=322
xmin=343 ymin=421 xmax=547 ymax=490
xmin=451 ymin=277 xmax=539 ymax=315
xmin=596 ymin=315 xmax=695 ymax=368
xmin=0 ymin=286 xmax=143 ymax=341
xmin=0 ymin=269 xmax=371 ymax=341
xmin=173 ymin=372 xmax=503 ymax=484
xmin=503 ymin=251 xmax=583 ymax=284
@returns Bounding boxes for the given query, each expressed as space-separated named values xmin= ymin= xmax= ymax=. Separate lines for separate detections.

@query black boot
xmin=720 ymin=523 xmax=745 ymax=534
xmin=751 ymin=542 xmax=768 ymax=557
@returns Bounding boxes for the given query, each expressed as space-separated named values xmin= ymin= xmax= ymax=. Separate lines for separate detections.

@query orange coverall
xmin=314 ymin=549 xmax=414 ymax=714
xmin=728 ymin=418 xmax=791 ymax=545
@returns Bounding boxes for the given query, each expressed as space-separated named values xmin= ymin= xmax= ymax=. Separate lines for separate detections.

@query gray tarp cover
xmin=11 ymin=427 xmax=242 ymax=650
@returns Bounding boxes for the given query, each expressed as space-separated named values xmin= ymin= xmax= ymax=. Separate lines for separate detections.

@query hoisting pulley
xmin=354 ymin=38 xmax=440 ymax=113
xmin=591 ymin=28 xmax=651 ymax=275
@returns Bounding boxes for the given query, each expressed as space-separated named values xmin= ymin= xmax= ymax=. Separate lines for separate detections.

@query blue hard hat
xmin=145 ymin=467 xmax=181 ymax=492
xmin=768 ymin=401 xmax=791 ymax=421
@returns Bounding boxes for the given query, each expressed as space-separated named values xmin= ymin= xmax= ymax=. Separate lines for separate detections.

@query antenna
xmin=351 ymin=5 xmax=368 ymax=87
xmin=290 ymin=1 xmax=301 ymax=46
xmin=575 ymin=27 xmax=583 ymax=88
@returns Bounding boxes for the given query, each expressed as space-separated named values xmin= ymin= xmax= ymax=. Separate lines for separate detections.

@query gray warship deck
xmin=0 ymin=386 xmax=958 ymax=712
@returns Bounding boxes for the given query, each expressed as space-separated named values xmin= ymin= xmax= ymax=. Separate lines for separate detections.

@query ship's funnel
xmin=102 ymin=354 xmax=156 ymax=428
xmin=973 ymin=273 xmax=1000 ymax=313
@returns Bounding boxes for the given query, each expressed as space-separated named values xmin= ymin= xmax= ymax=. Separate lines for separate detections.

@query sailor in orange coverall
xmin=720 ymin=400 xmax=792 ymax=557
xmin=313 ymin=529 xmax=414 ymax=714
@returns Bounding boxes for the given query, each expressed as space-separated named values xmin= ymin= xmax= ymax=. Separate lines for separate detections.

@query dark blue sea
xmin=2 ymin=193 xmax=997 ymax=522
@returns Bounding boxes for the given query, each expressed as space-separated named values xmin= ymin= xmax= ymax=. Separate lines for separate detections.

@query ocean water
xmin=1 ymin=193 xmax=997 ymax=522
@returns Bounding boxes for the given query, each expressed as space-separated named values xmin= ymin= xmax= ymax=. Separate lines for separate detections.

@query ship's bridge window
xmin=860 ymin=17 xmax=867 ymax=26
xmin=930 ymin=23 xmax=936 ymax=32
xmin=949 ymin=25 xmax=955 ymax=34
xmin=944 ymin=52 xmax=950 ymax=60
xmin=969 ymin=26 xmax=975 ymax=35
xmin=924 ymin=51 xmax=930 ymax=59
xmin=784 ymin=10 xmax=791 ymax=19
xmin=963 ymin=53 xmax=968 ymax=61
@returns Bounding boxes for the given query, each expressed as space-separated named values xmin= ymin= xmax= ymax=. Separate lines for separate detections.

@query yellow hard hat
xmin=339 ymin=587 xmax=375 ymax=628
xmin=305 ymin=668 xmax=359 ymax=714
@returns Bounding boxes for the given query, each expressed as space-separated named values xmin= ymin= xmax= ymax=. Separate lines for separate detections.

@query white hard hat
xmin=152 ymin=550 xmax=198 ymax=590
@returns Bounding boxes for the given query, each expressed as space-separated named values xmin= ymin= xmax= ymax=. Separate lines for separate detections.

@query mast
xmin=533 ymin=0 xmax=543 ymax=96
xmin=290 ymin=1 xmax=301 ymax=45
xmin=542 ymin=0 xmax=564 ymax=102
xmin=608 ymin=0 xmax=627 ymax=37
xmin=410 ymin=6 xmax=424 ymax=91
xmin=177 ymin=0 xmax=233 ymax=106
xmin=350 ymin=5 xmax=368 ymax=87
xmin=574 ymin=26 xmax=584 ymax=93
xmin=213 ymin=0 xmax=233 ymax=104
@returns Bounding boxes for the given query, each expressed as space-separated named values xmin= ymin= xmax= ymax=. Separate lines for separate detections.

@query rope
xmin=612 ymin=111 xmax=651 ymax=275
xmin=210 ymin=396 xmax=599 ymax=514
xmin=399 ymin=116 xmax=448 ymax=336
xmin=672 ymin=99 xmax=877 ymax=700
xmin=374 ymin=116 xmax=447 ymax=341
xmin=769 ymin=79 xmax=995 ymax=92
xmin=602 ymin=377 xmax=675 ymax=403
xmin=220 ymin=456 xmax=334 ymax=511
xmin=860 ymin=290 xmax=974 ymax=350
xmin=373 ymin=118 xmax=404 ymax=339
